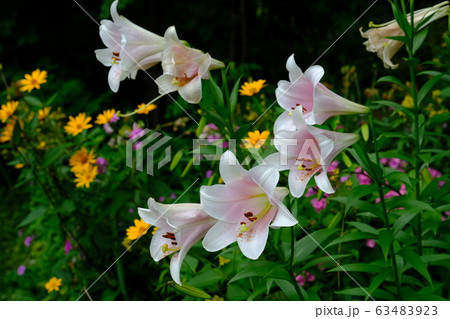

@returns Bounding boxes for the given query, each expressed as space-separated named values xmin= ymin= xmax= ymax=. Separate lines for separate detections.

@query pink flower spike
xmin=295 ymin=274 xmax=306 ymax=286
xmin=64 ymin=239 xmax=73 ymax=255
xmin=305 ymin=272 xmax=316 ymax=282
xmin=205 ymin=170 xmax=213 ymax=179
xmin=366 ymin=239 xmax=376 ymax=248
xmin=24 ymin=236 xmax=33 ymax=247
xmin=138 ymin=199 xmax=216 ymax=285
xmin=17 ymin=265 xmax=26 ymax=276
xmin=276 ymin=55 xmax=368 ymax=125
xmin=200 ymin=151 xmax=297 ymax=260
xmin=311 ymin=198 xmax=327 ymax=213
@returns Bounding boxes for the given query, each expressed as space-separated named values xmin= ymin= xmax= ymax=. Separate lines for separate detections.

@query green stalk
xmin=405 ymin=0 xmax=423 ymax=256
xmin=368 ymin=111 xmax=403 ymax=300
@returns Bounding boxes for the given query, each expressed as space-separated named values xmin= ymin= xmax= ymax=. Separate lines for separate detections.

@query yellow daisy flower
xmin=38 ymin=107 xmax=51 ymax=120
xmin=14 ymin=163 xmax=25 ymax=169
xmin=19 ymin=69 xmax=48 ymax=93
xmin=45 ymin=277 xmax=62 ymax=293
xmin=126 ymin=219 xmax=150 ymax=240
xmin=122 ymin=237 xmax=133 ymax=250
xmin=218 ymin=256 xmax=231 ymax=266
xmin=0 ymin=121 xmax=16 ymax=143
xmin=69 ymin=147 xmax=96 ymax=173
xmin=37 ymin=141 xmax=46 ymax=150
xmin=74 ymin=164 xmax=98 ymax=188
xmin=135 ymin=103 xmax=158 ymax=115
xmin=401 ymin=95 xmax=414 ymax=108
xmin=95 ymin=109 xmax=116 ymax=125
xmin=243 ymin=130 xmax=270 ymax=149
xmin=64 ymin=113 xmax=92 ymax=136
xmin=239 ymin=79 xmax=267 ymax=96
xmin=0 ymin=101 xmax=19 ymax=123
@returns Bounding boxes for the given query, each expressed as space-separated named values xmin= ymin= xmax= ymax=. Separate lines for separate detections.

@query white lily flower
xmin=138 ymin=198 xmax=216 ymax=285
xmin=360 ymin=1 xmax=449 ymax=69
xmin=155 ymin=26 xmax=225 ymax=104
xmin=95 ymin=0 xmax=165 ymax=92
xmin=265 ymin=107 xmax=359 ymax=198
xmin=200 ymin=151 xmax=297 ymax=260
xmin=276 ymin=55 xmax=369 ymax=125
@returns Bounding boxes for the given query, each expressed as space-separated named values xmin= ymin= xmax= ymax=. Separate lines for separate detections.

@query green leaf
xmin=169 ymin=149 xmax=183 ymax=171
xmin=23 ymin=95 xmax=43 ymax=108
xmin=229 ymin=261 xmax=290 ymax=283
xmin=336 ymin=287 xmax=395 ymax=300
xmin=417 ymin=74 xmax=444 ymax=106
xmin=327 ymin=211 xmax=342 ymax=229
xmin=181 ymin=158 xmax=193 ymax=178
xmin=361 ymin=123 xmax=369 ymax=142
xmin=170 ymin=282 xmax=211 ymax=299
xmin=273 ymin=279 xmax=302 ymax=301
xmin=421 ymin=254 xmax=450 ymax=264
xmin=366 ymin=270 xmax=391 ymax=300
xmin=186 ymin=269 xmax=225 ymax=288
xmin=393 ymin=210 xmax=420 ymax=233
xmin=412 ymin=27 xmax=428 ymax=54
xmin=377 ymin=75 xmax=407 ymax=90
xmin=195 ymin=117 xmax=207 ymax=137
xmin=207 ymin=77 xmax=224 ymax=106
xmin=375 ymin=100 xmax=413 ymax=118
xmin=43 ymin=145 xmax=67 ymax=166
xmin=378 ymin=230 xmax=393 ymax=261
xmin=347 ymin=221 xmax=379 ymax=235
xmin=229 ymin=77 xmax=241 ymax=115
xmin=45 ymin=93 xmax=58 ymax=106
xmin=328 ymin=263 xmax=380 ymax=273
xmin=60 ymin=199 xmax=76 ymax=214
xmin=345 ymin=184 xmax=377 ymax=214
xmin=325 ymin=232 xmax=375 ymax=248
xmin=18 ymin=206 xmax=47 ymax=227
xmin=292 ymin=229 xmax=339 ymax=265
xmin=399 ymin=248 xmax=432 ymax=286
xmin=388 ymin=199 xmax=436 ymax=214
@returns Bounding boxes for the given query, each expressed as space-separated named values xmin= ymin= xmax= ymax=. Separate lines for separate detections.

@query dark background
xmin=2 ymin=0 xmax=435 ymax=109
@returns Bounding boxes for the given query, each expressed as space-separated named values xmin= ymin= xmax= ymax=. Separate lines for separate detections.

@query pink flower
xmin=340 ymin=175 xmax=350 ymax=183
xmin=138 ymin=199 xmax=216 ymax=285
xmin=64 ymin=239 xmax=73 ymax=255
xmin=155 ymin=26 xmax=224 ymax=104
xmin=265 ymin=107 xmax=359 ymax=197
xmin=428 ymin=168 xmax=442 ymax=179
xmin=170 ymin=193 xmax=177 ymax=200
xmin=380 ymin=158 xmax=389 ymax=165
xmin=311 ymin=198 xmax=327 ymax=213
xmin=17 ymin=265 xmax=26 ymax=276
xmin=95 ymin=0 xmax=165 ymax=92
xmin=295 ymin=274 xmax=306 ymax=286
xmin=200 ymin=151 xmax=297 ymax=259
xmin=24 ymin=236 xmax=33 ymax=247
xmin=158 ymin=196 xmax=165 ymax=202
xmin=305 ymin=188 xmax=317 ymax=198
xmin=355 ymin=167 xmax=371 ymax=185
xmin=305 ymin=271 xmax=316 ymax=282
xmin=327 ymin=161 xmax=339 ymax=172
xmin=366 ymin=239 xmax=376 ymax=248
xmin=205 ymin=170 xmax=213 ymax=179
xmin=276 ymin=55 xmax=368 ymax=125
xmin=103 ymin=123 xmax=114 ymax=134
xmin=96 ymin=157 xmax=108 ymax=174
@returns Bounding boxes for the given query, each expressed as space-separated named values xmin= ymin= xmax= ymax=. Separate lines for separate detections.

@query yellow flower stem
xmin=117 ymin=94 xmax=166 ymax=118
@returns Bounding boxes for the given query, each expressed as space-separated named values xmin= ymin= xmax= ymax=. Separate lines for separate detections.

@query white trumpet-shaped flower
xmin=138 ymin=198 xmax=216 ymax=285
xmin=265 ymin=107 xmax=359 ymax=198
xmin=360 ymin=1 xmax=449 ymax=69
xmin=95 ymin=0 xmax=165 ymax=92
xmin=276 ymin=55 xmax=369 ymax=125
xmin=155 ymin=26 xmax=225 ymax=104
xmin=200 ymin=151 xmax=297 ymax=260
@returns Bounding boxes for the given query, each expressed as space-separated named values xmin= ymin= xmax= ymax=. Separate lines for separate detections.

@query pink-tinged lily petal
xmin=96 ymin=0 xmax=165 ymax=92
xmin=201 ymin=150 xmax=297 ymax=260
xmin=270 ymin=192 xmax=297 ymax=227
xmin=267 ymin=108 xmax=359 ymax=197
xmin=203 ymin=221 xmax=240 ymax=252
xmin=220 ymin=150 xmax=247 ymax=183
xmin=138 ymin=198 xmax=216 ymax=285
xmin=157 ymin=26 xmax=224 ymax=104
xmin=360 ymin=2 xmax=449 ymax=69
xmin=237 ymin=206 xmax=277 ymax=259
xmin=276 ymin=54 xmax=369 ymax=124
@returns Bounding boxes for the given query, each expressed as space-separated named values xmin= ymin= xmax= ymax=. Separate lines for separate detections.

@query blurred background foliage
xmin=0 ymin=0 xmax=448 ymax=300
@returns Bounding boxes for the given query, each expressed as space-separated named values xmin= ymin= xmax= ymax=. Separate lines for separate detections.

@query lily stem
xmin=368 ymin=111 xmax=403 ymax=300
xmin=117 ymin=93 xmax=166 ymax=117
